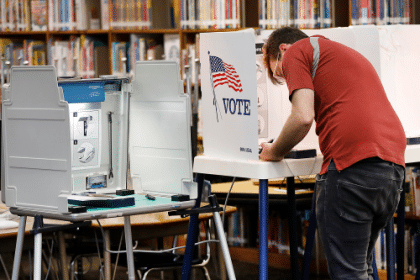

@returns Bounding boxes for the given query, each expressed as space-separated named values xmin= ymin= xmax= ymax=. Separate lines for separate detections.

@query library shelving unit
xmin=1 ymin=1 xmax=419 ymax=78
xmin=0 ymin=0 xmax=354 ymax=80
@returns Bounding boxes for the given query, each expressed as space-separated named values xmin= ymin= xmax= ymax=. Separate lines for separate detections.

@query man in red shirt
xmin=260 ymin=27 xmax=406 ymax=279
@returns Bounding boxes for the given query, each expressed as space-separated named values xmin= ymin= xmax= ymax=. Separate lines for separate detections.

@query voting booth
xmin=199 ymin=29 xmax=320 ymax=163
xmin=199 ymin=25 xmax=420 ymax=164
xmin=1 ymin=61 xmax=197 ymax=214
xmin=196 ymin=26 xmax=420 ymax=280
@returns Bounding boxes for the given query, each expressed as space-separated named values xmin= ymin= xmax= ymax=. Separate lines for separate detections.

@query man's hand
xmin=259 ymin=142 xmax=284 ymax=162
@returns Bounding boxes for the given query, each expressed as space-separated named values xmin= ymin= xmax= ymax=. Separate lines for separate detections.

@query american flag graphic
xmin=210 ymin=55 xmax=243 ymax=92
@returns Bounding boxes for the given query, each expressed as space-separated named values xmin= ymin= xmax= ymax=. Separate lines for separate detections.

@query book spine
xmin=15 ymin=0 xmax=20 ymax=30
xmin=324 ymin=0 xmax=331 ymax=27
xmin=259 ymin=0 xmax=265 ymax=29
xmin=351 ymin=0 xmax=358 ymax=25
xmin=101 ymin=0 xmax=109 ymax=29
xmin=298 ymin=0 xmax=305 ymax=28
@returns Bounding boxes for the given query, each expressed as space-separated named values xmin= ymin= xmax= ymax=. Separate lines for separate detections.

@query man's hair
xmin=264 ymin=27 xmax=309 ymax=84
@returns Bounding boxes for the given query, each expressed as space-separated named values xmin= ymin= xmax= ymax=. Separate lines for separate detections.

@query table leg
xmin=301 ymin=185 xmax=317 ymax=280
xmin=123 ymin=216 xmax=136 ymax=280
xmin=33 ymin=215 xmax=43 ymax=280
xmin=104 ymin=230 xmax=111 ymax=280
xmin=58 ymin=231 xmax=69 ymax=280
xmin=12 ymin=216 xmax=27 ymax=280
xmin=259 ymin=179 xmax=269 ymax=280
xmin=212 ymin=206 xmax=236 ymax=279
xmin=286 ymin=176 xmax=299 ymax=280
xmin=181 ymin=173 xmax=204 ymax=280
xmin=396 ymin=183 xmax=405 ymax=280
xmin=385 ymin=218 xmax=395 ymax=280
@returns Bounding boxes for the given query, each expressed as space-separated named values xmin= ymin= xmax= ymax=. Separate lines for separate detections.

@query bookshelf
xmin=0 ymin=0 xmax=359 ymax=80
xmin=0 ymin=1 xmax=415 ymax=80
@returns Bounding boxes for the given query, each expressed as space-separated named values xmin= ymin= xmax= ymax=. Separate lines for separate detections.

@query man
xmin=260 ymin=27 xmax=406 ymax=279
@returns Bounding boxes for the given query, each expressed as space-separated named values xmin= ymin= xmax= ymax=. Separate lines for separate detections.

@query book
xmin=75 ymin=0 xmax=88 ymax=30
xmin=94 ymin=45 xmax=109 ymax=77
xmin=163 ymin=33 xmax=180 ymax=63
xmin=101 ymin=0 xmax=109 ymax=29
xmin=413 ymin=168 xmax=420 ymax=216
xmin=31 ymin=0 xmax=47 ymax=30
xmin=23 ymin=39 xmax=46 ymax=65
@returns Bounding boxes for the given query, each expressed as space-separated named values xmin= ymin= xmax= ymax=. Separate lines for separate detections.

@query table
xmin=2 ymin=201 xmax=236 ymax=280
xmin=92 ymin=205 xmax=237 ymax=280
xmin=192 ymin=155 xmax=323 ymax=280
xmin=9 ymin=195 xmax=196 ymax=280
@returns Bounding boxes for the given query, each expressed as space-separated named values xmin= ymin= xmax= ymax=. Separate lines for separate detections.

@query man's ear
xmin=279 ymin=43 xmax=291 ymax=54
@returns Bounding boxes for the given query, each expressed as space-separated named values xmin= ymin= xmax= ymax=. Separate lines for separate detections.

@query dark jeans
xmin=315 ymin=157 xmax=404 ymax=280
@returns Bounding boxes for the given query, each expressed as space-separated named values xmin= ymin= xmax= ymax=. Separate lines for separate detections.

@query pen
xmin=146 ymin=194 xmax=156 ymax=201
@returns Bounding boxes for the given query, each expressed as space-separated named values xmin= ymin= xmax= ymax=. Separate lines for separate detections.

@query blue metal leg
xmin=385 ymin=218 xmax=396 ymax=280
xmin=287 ymin=177 xmax=299 ymax=280
xmin=259 ymin=179 xmax=269 ymax=280
xmin=416 ymin=236 xmax=420 ymax=280
xmin=372 ymin=250 xmax=379 ymax=280
xmin=181 ymin=173 xmax=204 ymax=280
xmin=396 ymin=182 xmax=406 ymax=280
xmin=301 ymin=185 xmax=317 ymax=280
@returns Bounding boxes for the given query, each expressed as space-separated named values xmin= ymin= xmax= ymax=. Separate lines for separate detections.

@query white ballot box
xmin=1 ymin=62 xmax=197 ymax=214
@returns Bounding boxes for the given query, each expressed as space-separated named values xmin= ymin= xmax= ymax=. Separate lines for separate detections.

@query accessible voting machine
xmin=1 ymin=61 xmax=197 ymax=216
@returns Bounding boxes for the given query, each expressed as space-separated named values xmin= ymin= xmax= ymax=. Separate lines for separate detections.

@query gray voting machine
xmin=1 ymin=61 xmax=197 ymax=220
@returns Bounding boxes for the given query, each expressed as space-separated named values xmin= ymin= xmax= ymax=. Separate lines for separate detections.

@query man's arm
xmin=259 ymin=88 xmax=315 ymax=161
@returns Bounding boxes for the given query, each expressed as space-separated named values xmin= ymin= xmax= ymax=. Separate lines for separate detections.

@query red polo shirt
xmin=282 ymin=35 xmax=406 ymax=174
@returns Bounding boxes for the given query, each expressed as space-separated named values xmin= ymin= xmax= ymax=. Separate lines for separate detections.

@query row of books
xmin=0 ymin=38 xmax=46 ymax=80
xmin=259 ymin=0 xmax=333 ymax=29
xmin=110 ymin=0 xmax=177 ymax=30
xmin=351 ymin=0 xmax=412 ymax=25
xmin=50 ymin=35 xmax=109 ymax=79
xmin=0 ymin=33 xmax=184 ymax=80
xmin=48 ymin=0 xmax=109 ymax=31
xmin=0 ymin=0 xmax=109 ymax=32
xmin=181 ymin=0 xmax=241 ymax=29
xmin=226 ymin=207 xmax=313 ymax=256
xmin=405 ymin=166 xmax=420 ymax=217
xmin=111 ymin=33 xmax=185 ymax=77
xmin=111 ymin=36 xmax=164 ymax=77
xmin=374 ymin=223 xmax=420 ymax=275
xmin=0 ymin=36 xmax=109 ymax=81
xmin=0 ymin=0 xmax=44 ymax=32
xmin=110 ymin=0 xmax=151 ymax=30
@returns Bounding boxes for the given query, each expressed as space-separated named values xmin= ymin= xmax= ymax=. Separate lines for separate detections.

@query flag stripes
xmin=210 ymin=55 xmax=243 ymax=92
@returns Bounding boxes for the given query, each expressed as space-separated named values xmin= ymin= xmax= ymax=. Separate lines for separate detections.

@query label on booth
xmin=60 ymin=81 xmax=106 ymax=103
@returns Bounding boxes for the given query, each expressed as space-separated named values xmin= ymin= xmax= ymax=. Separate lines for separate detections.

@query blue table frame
xmin=188 ymin=156 xmax=324 ymax=280
xmin=190 ymin=155 xmax=407 ymax=280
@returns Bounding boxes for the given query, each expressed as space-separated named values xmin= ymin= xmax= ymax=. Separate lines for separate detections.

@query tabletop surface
xmin=211 ymin=180 xmax=314 ymax=196
xmin=0 ymin=202 xmax=237 ymax=236
xmin=9 ymin=194 xmax=196 ymax=222
xmin=193 ymin=155 xmax=323 ymax=179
